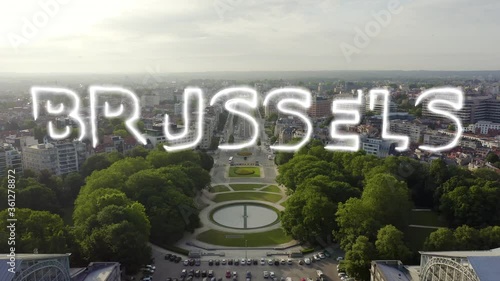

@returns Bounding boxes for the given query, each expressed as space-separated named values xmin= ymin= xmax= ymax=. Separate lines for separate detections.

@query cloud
xmin=0 ymin=0 xmax=499 ymax=72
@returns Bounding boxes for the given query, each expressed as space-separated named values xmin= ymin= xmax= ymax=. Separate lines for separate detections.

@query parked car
xmin=318 ymin=253 xmax=325 ymax=259
xmin=260 ymin=258 xmax=266 ymax=265
xmin=246 ymin=259 xmax=252 ymax=265
xmin=195 ymin=270 xmax=201 ymax=277
xmin=241 ymin=258 xmax=246 ymax=265
xmin=298 ymin=259 xmax=304 ymax=265
xmin=209 ymin=260 xmax=214 ymax=266
xmin=195 ymin=259 xmax=201 ymax=266
xmin=183 ymin=260 xmax=189 ymax=266
xmin=323 ymin=250 xmax=331 ymax=258
xmin=222 ymin=259 xmax=227 ymax=265
xmin=267 ymin=259 xmax=273 ymax=265
xmin=304 ymin=258 xmax=311 ymax=265
xmin=181 ymin=269 xmax=187 ymax=278
xmin=228 ymin=259 xmax=233 ymax=265
xmin=215 ymin=260 xmax=220 ymax=266
xmin=165 ymin=254 xmax=172 ymax=260
xmin=208 ymin=270 xmax=214 ymax=278
xmin=253 ymin=259 xmax=258 ymax=265
xmin=188 ymin=269 xmax=194 ymax=276
xmin=226 ymin=271 xmax=231 ymax=279
xmin=234 ymin=259 xmax=240 ymax=265
xmin=263 ymin=271 xmax=269 ymax=278
xmin=170 ymin=255 xmax=177 ymax=262
xmin=246 ymin=271 xmax=251 ymax=278
xmin=274 ymin=260 xmax=279 ymax=266
xmin=175 ymin=256 xmax=182 ymax=263
xmin=280 ymin=259 xmax=286 ymax=265
xmin=270 ymin=272 xmax=275 ymax=278
xmin=202 ymin=270 xmax=207 ymax=277
xmin=336 ymin=256 xmax=344 ymax=261
xmin=287 ymin=259 xmax=292 ymax=265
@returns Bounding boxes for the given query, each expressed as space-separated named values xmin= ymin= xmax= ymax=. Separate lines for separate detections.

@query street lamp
xmin=245 ymin=240 xmax=248 ymax=259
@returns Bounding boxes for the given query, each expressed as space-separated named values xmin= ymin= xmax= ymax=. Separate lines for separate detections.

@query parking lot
xmin=148 ymin=252 xmax=344 ymax=281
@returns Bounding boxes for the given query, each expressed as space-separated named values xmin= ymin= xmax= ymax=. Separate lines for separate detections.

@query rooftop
xmin=0 ymin=253 xmax=71 ymax=261
xmin=469 ymin=256 xmax=500 ymax=281
xmin=420 ymin=247 xmax=500 ymax=258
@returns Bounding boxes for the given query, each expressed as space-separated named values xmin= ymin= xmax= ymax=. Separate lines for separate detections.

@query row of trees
xmin=424 ymin=225 xmax=500 ymax=252
xmin=275 ymin=141 xmax=500 ymax=280
xmin=0 ymin=146 xmax=213 ymax=274
xmin=73 ymin=148 xmax=211 ymax=271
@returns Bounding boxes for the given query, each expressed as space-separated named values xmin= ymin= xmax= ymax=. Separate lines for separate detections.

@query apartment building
xmin=422 ymin=94 xmax=500 ymax=124
xmin=0 ymin=143 xmax=23 ymax=176
xmin=365 ymin=95 xmax=398 ymax=114
xmin=308 ymin=96 xmax=331 ymax=118
xmin=466 ymin=121 xmax=500 ymax=135
xmin=390 ymin=120 xmax=426 ymax=144
xmin=22 ymin=140 xmax=87 ymax=175
xmin=361 ymin=136 xmax=397 ymax=158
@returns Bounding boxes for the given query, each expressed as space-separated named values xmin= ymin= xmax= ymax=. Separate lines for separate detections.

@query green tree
xmin=486 ymin=152 xmax=499 ymax=163
xmin=17 ymin=183 xmax=60 ymax=213
xmin=453 ymin=225 xmax=481 ymax=250
xmin=344 ymin=236 xmax=375 ymax=281
xmin=126 ymin=146 xmax=149 ymax=158
xmin=0 ymin=209 xmax=69 ymax=254
xmin=81 ymin=154 xmax=112 ymax=177
xmin=280 ymin=188 xmax=337 ymax=242
xmin=424 ymin=228 xmax=456 ymax=251
xmin=198 ymin=151 xmax=214 ymax=171
xmin=375 ymin=225 xmax=411 ymax=261
xmin=362 ymin=174 xmax=413 ymax=228
xmin=73 ymin=188 xmax=151 ymax=274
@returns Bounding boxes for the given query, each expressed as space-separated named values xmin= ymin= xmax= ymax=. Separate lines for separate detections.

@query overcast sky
xmin=0 ymin=0 xmax=498 ymax=73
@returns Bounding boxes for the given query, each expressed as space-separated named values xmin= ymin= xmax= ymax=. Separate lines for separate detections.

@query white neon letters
xmin=89 ymin=86 xmax=147 ymax=147
xmin=30 ymin=86 xmax=464 ymax=153
xmin=416 ymin=87 xmax=464 ymax=152
xmin=326 ymin=90 xmax=364 ymax=152
xmin=369 ymin=89 xmax=409 ymax=151
xmin=263 ymin=88 xmax=312 ymax=151
xmin=163 ymin=88 xmax=204 ymax=152
xmin=210 ymin=87 xmax=259 ymax=150
xmin=31 ymin=86 xmax=86 ymax=141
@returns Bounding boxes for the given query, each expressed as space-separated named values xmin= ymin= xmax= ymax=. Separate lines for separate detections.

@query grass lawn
xmin=228 ymin=166 xmax=261 ymax=178
xmin=213 ymin=192 xmax=282 ymax=203
xmin=210 ymin=185 xmax=230 ymax=193
xmin=280 ymin=200 xmax=287 ymax=208
xmin=197 ymin=228 xmax=293 ymax=247
xmin=261 ymin=185 xmax=281 ymax=193
xmin=229 ymin=184 xmax=265 ymax=191
xmin=409 ymin=210 xmax=447 ymax=227
xmin=405 ymin=226 xmax=438 ymax=251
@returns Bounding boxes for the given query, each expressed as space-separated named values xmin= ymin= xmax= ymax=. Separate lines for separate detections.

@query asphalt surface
xmin=148 ymin=249 xmax=345 ymax=281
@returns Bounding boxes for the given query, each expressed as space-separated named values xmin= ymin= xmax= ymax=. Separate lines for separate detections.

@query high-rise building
xmin=422 ymin=94 xmax=500 ymax=124
xmin=308 ymin=96 xmax=331 ymax=118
